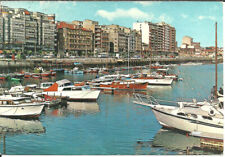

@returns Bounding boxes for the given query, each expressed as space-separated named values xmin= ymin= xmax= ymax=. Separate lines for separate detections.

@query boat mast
xmin=128 ymin=42 xmax=130 ymax=75
xmin=215 ymin=22 xmax=218 ymax=98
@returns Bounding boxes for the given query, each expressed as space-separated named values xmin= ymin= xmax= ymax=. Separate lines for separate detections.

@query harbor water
xmin=0 ymin=63 xmax=223 ymax=155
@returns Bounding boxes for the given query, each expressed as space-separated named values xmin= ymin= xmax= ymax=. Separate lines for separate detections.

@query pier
xmin=0 ymin=56 xmax=223 ymax=69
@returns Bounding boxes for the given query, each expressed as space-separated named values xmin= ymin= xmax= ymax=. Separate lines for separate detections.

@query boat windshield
xmin=14 ymin=98 xmax=32 ymax=104
xmin=60 ymin=82 xmax=72 ymax=87
xmin=42 ymin=83 xmax=53 ymax=87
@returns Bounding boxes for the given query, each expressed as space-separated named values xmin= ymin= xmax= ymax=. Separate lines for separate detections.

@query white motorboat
xmin=43 ymin=79 xmax=101 ymax=102
xmin=132 ymin=78 xmax=173 ymax=85
xmin=133 ymin=94 xmax=223 ymax=140
xmin=8 ymin=85 xmax=25 ymax=93
xmin=132 ymin=72 xmax=173 ymax=85
xmin=0 ymin=95 xmax=45 ymax=118
xmin=65 ymin=67 xmax=84 ymax=74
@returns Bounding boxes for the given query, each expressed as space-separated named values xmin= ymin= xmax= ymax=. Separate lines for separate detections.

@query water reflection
xmin=152 ymin=129 xmax=200 ymax=151
xmin=0 ymin=117 xmax=45 ymax=135
xmin=44 ymin=102 xmax=100 ymax=117
xmin=113 ymin=90 xmax=146 ymax=96
xmin=135 ymin=129 xmax=222 ymax=155
xmin=147 ymin=85 xmax=172 ymax=90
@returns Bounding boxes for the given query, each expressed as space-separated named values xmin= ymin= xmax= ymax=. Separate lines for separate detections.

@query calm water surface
xmin=0 ymin=63 xmax=223 ymax=155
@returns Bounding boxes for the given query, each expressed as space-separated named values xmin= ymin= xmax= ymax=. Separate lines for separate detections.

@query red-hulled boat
xmin=74 ymin=82 xmax=85 ymax=86
xmin=50 ymin=70 xmax=56 ymax=76
xmin=0 ymin=74 xmax=6 ymax=80
xmin=24 ymin=72 xmax=32 ymax=78
xmin=151 ymin=65 xmax=164 ymax=69
xmin=100 ymin=81 xmax=148 ymax=90
xmin=32 ymin=73 xmax=41 ymax=79
xmin=41 ymin=71 xmax=51 ymax=77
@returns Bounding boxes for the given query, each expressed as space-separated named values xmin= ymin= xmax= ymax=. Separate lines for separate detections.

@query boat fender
xmin=208 ymin=109 xmax=215 ymax=116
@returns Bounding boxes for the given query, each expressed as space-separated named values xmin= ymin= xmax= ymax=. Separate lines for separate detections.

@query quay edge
xmin=0 ymin=56 xmax=223 ymax=69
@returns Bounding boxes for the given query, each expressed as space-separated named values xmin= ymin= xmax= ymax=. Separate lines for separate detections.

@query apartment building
xmin=32 ymin=12 xmax=56 ymax=51
xmin=102 ymin=25 xmax=142 ymax=57
xmin=57 ymin=21 xmax=93 ymax=56
xmin=129 ymin=29 xmax=142 ymax=54
xmin=102 ymin=25 xmax=127 ymax=54
xmin=0 ymin=17 xmax=3 ymax=49
xmin=133 ymin=21 xmax=176 ymax=55
xmin=82 ymin=19 xmax=109 ymax=54
xmin=0 ymin=5 xmax=56 ymax=52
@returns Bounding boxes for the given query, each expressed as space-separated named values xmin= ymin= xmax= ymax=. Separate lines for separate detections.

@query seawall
xmin=0 ymin=56 xmax=223 ymax=69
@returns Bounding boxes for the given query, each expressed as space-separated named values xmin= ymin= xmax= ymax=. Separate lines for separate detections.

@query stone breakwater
xmin=0 ymin=56 xmax=223 ymax=69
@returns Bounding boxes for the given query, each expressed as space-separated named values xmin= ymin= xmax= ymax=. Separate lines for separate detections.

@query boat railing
xmin=133 ymin=93 xmax=159 ymax=106
xmin=133 ymin=93 xmax=181 ymax=106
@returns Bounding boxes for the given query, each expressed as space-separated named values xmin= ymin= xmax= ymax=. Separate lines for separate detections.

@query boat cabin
xmin=44 ymin=79 xmax=75 ymax=92
xmin=0 ymin=97 xmax=32 ymax=105
xmin=40 ymin=82 xmax=54 ymax=89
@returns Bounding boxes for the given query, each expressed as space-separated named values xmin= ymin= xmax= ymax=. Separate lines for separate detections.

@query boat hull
xmin=133 ymin=78 xmax=173 ymax=85
xmin=0 ymin=76 xmax=6 ymax=80
xmin=43 ymin=90 xmax=101 ymax=102
xmin=41 ymin=72 xmax=51 ymax=77
xmin=151 ymin=107 xmax=223 ymax=136
xmin=100 ymin=82 xmax=148 ymax=90
xmin=0 ymin=104 xmax=44 ymax=118
xmin=24 ymin=74 xmax=32 ymax=78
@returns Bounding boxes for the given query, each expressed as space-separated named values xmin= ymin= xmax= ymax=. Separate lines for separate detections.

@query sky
xmin=1 ymin=1 xmax=223 ymax=47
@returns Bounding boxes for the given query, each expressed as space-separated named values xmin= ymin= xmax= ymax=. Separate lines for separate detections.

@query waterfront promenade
xmin=0 ymin=56 xmax=223 ymax=68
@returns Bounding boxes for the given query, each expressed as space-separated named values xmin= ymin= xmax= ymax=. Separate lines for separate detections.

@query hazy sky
xmin=2 ymin=1 xmax=223 ymax=47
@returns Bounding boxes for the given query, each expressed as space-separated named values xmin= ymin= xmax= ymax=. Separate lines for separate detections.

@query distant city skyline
xmin=1 ymin=1 xmax=223 ymax=47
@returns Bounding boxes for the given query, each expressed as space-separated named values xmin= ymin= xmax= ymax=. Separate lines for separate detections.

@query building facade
xmin=180 ymin=36 xmax=202 ymax=55
xmin=102 ymin=25 xmax=141 ymax=57
xmin=82 ymin=19 xmax=110 ymax=55
xmin=102 ymin=25 xmax=127 ymax=54
xmin=182 ymin=36 xmax=193 ymax=46
xmin=133 ymin=21 xmax=176 ymax=55
xmin=57 ymin=21 xmax=93 ymax=56
xmin=0 ymin=5 xmax=56 ymax=52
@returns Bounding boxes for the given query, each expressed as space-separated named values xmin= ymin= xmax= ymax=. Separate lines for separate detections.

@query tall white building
xmin=133 ymin=21 xmax=176 ymax=53
xmin=133 ymin=22 xmax=149 ymax=45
